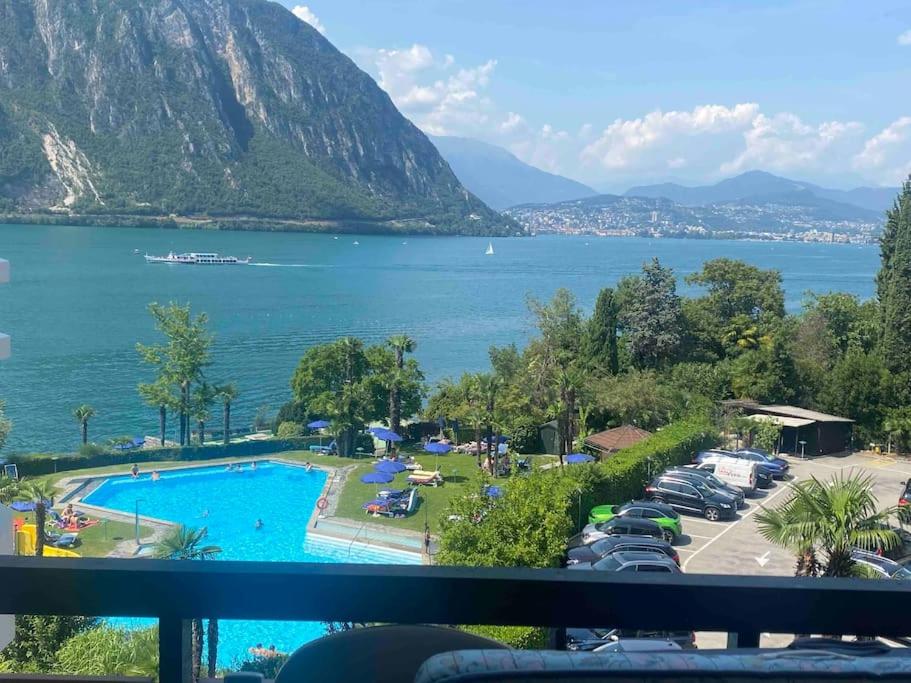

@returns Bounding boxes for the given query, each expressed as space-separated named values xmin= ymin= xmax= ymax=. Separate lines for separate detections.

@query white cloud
xmin=853 ymin=117 xmax=911 ymax=183
xmin=500 ymin=112 xmax=524 ymax=133
xmin=898 ymin=29 xmax=911 ymax=45
xmin=291 ymin=6 xmax=325 ymax=35
xmin=357 ymin=44 xmax=497 ymax=136
xmin=581 ymin=104 xmax=759 ymax=170
xmin=721 ymin=113 xmax=863 ymax=174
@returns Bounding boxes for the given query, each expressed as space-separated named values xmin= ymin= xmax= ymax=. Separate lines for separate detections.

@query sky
xmin=279 ymin=1 xmax=911 ymax=192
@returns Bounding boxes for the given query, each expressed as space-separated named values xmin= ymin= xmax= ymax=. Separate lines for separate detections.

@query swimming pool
xmin=82 ymin=461 xmax=421 ymax=666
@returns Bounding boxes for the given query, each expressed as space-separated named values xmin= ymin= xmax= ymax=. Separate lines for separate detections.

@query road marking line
xmin=675 ymin=547 xmax=697 ymax=553
xmin=684 ymin=533 xmax=715 ymax=540
xmin=682 ymin=481 xmax=796 ymax=572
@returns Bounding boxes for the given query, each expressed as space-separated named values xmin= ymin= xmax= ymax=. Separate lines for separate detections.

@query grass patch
xmin=14 ymin=512 xmax=152 ymax=557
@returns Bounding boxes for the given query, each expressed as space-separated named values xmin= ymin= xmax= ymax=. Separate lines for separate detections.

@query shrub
xmin=54 ymin=625 xmax=157 ymax=680
xmin=566 ymin=418 xmax=719 ymax=529
xmin=78 ymin=443 xmax=108 ymax=457
xmin=275 ymin=400 xmax=311 ymax=429
xmin=461 ymin=625 xmax=547 ymax=650
xmin=275 ymin=421 xmax=304 ymax=439
xmin=354 ymin=433 xmax=376 ymax=454
xmin=509 ymin=421 xmax=541 ymax=454
xmin=240 ymin=654 xmax=289 ymax=679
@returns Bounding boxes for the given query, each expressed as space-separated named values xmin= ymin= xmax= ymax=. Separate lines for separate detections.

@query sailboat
xmin=485 ymin=241 xmax=494 ymax=256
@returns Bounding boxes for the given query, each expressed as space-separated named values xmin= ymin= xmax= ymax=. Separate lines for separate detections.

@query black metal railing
xmin=3 ymin=557 xmax=911 ymax=682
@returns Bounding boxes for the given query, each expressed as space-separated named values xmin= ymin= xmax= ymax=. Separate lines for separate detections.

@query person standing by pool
xmin=130 ymin=463 xmax=139 ymax=478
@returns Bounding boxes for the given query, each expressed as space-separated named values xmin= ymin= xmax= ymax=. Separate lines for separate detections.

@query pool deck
xmin=55 ymin=457 xmax=429 ymax=562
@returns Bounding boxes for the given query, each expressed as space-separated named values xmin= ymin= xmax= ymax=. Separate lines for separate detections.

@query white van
xmin=694 ymin=457 xmax=757 ymax=495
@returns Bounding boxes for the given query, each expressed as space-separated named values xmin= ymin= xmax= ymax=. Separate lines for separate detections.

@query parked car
xmin=899 ymin=480 xmax=911 ymax=507
xmin=594 ymin=639 xmax=682 ymax=653
xmin=573 ymin=517 xmax=665 ymax=545
xmin=645 ymin=474 xmax=738 ymax=521
xmin=565 ymin=628 xmax=695 ymax=651
xmin=695 ymin=450 xmax=774 ymax=486
xmin=569 ymin=550 xmax=682 ymax=573
xmin=851 ymin=549 xmax=911 ymax=579
xmin=666 ymin=466 xmax=746 ymax=506
xmin=734 ymin=447 xmax=790 ymax=479
xmin=587 ymin=501 xmax=682 ymax=543
xmin=566 ymin=535 xmax=680 ymax=566
xmin=694 ymin=459 xmax=773 ymax=490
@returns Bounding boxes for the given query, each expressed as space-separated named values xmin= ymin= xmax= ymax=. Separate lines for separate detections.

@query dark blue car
xmin=734 ymin=448 xmax=790 ymax=479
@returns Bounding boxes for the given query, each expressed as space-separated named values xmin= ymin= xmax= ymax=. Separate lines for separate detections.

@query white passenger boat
xmin=144 ymin=252 xmax=252 ymax=265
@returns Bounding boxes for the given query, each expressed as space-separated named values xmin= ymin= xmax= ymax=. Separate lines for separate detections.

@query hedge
xmin=568 ymin=418 xmax=720 ymax=529
xmin=6 ymin=435 xmax=377 ymax=478
xmin=461 ymin=625 xmax=547 ymax=650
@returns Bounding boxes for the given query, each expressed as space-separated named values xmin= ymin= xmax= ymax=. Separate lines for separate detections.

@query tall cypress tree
xmin=583 ymin=287 xmax=619 ymax=374
xmin=879 ymin=178 xmax=911 ymax=374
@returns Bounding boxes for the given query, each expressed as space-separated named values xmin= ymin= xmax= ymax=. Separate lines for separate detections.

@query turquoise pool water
xmin=82 ymin=461 xmax=420 ymax=666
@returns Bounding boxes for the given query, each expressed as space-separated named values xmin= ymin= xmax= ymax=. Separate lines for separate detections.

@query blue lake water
xmin=83 ymin=460 xmax=421 ymax=665
xmin=0 ymin=223 xmax=881 ymax=451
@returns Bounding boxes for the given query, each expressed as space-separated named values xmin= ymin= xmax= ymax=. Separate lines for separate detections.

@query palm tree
xmin=72 ymin=405 xmax=95 ymax=445
xmin=191 ymin=384 xmax=216 ymax=446
xmin=215 ymin=384 xmax=238 ymax=446
xmin=756 ymin=471 xmax=900 ymax=577
xmin=15 ymin=479 xmax=59 ymax=557
xmin=386 ymin=334 xmax=416 ymax=437
xmin=155 ymin=526 xmax=222 ymax=679
xmin=139 ymin=380 xmax=175 ymax=447
xmin=0 ymin=476 xmax=19 ymax=505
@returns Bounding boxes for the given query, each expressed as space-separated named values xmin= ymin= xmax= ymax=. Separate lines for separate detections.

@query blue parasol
xmin=566 ymin=453 xmax=595 ymax=464
xmin=484 ymin=485 xmax=503 ymax=498
xmin=423 ymin=442 xmax=452 ymax=454
xmin=361 ymin=471 xmax=394 ymax=484
xmin=308 ymin=420 xmax=331 ymax=429
xmin=375 ymin=460 xmax=406 ymax=474
xmin=372 ymin=428 xmax=403 ymax=442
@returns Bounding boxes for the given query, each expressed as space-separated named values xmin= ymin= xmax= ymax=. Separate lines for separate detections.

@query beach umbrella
xmin=361 ymin=471 xmax=394 ymax=484
xmin=484 ymin=485 xmax=503 ymax=499
xmin=308 ymin=419 xmax=331 ymax=449
xmin=375 ymin=460 xmax=406 ymax=474
xmin=566 ymin=453 xmax=595 ymax=464
xmin=424 ymin=441 xmax=452 ymax=469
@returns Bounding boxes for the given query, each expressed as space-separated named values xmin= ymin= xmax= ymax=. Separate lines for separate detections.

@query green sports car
xmin=587 ymin=501 xmax=683 ymax=543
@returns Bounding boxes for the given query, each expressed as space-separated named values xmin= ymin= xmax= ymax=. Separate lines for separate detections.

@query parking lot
xmin=678 ymin=450 xmax=911 ymax=577
xmin=671 ymin=451 xmax=911 ymax=648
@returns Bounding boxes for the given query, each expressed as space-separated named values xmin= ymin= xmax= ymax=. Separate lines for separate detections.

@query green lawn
xmin=334 ymin=451 xmax=485 ymax=533
xmin=15 ymin=511 xmax=152 ymax=557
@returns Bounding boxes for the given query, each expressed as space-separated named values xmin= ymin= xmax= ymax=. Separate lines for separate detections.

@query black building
xmin=724 ymin=401 xmax=854 ymax=456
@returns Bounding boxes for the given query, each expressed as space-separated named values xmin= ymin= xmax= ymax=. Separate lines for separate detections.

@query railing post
xmin=160 ymin=617 xmax=192 ymax=683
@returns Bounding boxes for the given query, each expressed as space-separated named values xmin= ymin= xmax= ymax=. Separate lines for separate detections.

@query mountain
xmin=0 ymin=0 xmax=514 ymax=235
xmin=626 ymin=171 xmax=898 ymax=215
xmin=431 ymin=136 xmax=596 ymax=210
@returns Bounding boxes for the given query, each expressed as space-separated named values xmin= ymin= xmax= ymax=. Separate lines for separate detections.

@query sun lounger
xmin=407 ymin=471 xmax=443 ymax=487
xmin=363 ymin=489 xmax=419 ymax=518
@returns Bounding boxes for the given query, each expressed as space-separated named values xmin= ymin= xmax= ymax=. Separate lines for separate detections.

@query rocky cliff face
xmin=0 ymin=0 xmax=513 ymax=234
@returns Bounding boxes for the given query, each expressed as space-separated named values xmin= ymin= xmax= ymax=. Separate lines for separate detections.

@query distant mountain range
xmin=0 ymin=0 xmax=514 ymax=235
xmin=431 ymin=136 xmax=597 ymax=210
xmin=626 ymin=171 xmax=898 ymax=214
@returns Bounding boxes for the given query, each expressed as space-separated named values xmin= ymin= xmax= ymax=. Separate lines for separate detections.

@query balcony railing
xmin=3 ymin=557 xmax=911 ymax=682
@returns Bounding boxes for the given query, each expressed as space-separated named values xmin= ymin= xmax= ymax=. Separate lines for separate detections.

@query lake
xmin=0 ymin=223 xmax=880 ymax=452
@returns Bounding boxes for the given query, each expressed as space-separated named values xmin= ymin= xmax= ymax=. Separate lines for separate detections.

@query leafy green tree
xmin=438 ymin=471 xmax=574 ymax=568
xmin=667 ymin=361 xmax=732 ymax=402
xmin=591 ymin=370 xmax=680 ymax=430
xmin=729 ymin=333 xmax=798 ymax=403
xmin=138 ymin=379 xmax=176 ymax=447
xmin=879 ymin=178 xmax=911 ymax=374
xmin=617 ymin=258 xmax=683 ymax=369
xmin=883 ymin=407 xmax=911 ymax=454
xmin=686 ymin=258 xmax=785 ymax=322
xmin=819 ymin=350 xmax=888 ymax=446
xmin=804 ymin=292 xmax=879 ymax=355
xmin=756 ymin=472 xmax=899 ymax=577
xmin=191 ymin=383 xmax=216 ymax=445
xmin=276 ymin=421 xmax=304 ymax=439
xmin=72 ymin=404 xmax=95 ymax=445
xmin=154 ymin=526 xmax=221 ymax=679
xmin=582 ymin=287 xmax=619 ymax=375
xmin=215 ymin=383 xmax=238 ymax=445
xmin=54 ymin=625 xmax=158 ymax=680
xmin=15 ymin=479 xmax=59 ymax=556
xmin=291 ymin=337 xmax=367 ymax=455
xmin=137 ymin=302 xmax=213 ymax=446
xmin=0 ymin=616 xmax=97 ymax=671
xmin=385 ymin=334 xmax=418 ymax=436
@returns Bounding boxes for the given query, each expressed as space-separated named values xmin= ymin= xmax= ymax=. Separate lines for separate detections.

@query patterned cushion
xmin=414 ymin=649 xmax=911 ymax=683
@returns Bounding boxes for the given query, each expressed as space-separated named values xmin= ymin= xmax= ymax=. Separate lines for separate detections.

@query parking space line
xmin=684 ymin=533 xmax=715 ymax=540
xmin=675 ymin=547 xmax=697 ymax=553
xmin=682 ymin=481 xmax=796 ymax=571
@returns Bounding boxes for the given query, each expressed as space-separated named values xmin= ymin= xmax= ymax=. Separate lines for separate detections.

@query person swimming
xmin=255 ymin=518 xmax=263 ymax=530
xmin=304 ymin=461 xmax=313 ymax=472
xmin=151 ymin=471 xmax=160 ymax=481
xmin=200 ymin=509 xmax=209 ymax=518
xmin=251 ymin=461 xmax=257 ymax=470
xmin=226 ymin=463 xmax=234 ymax=471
